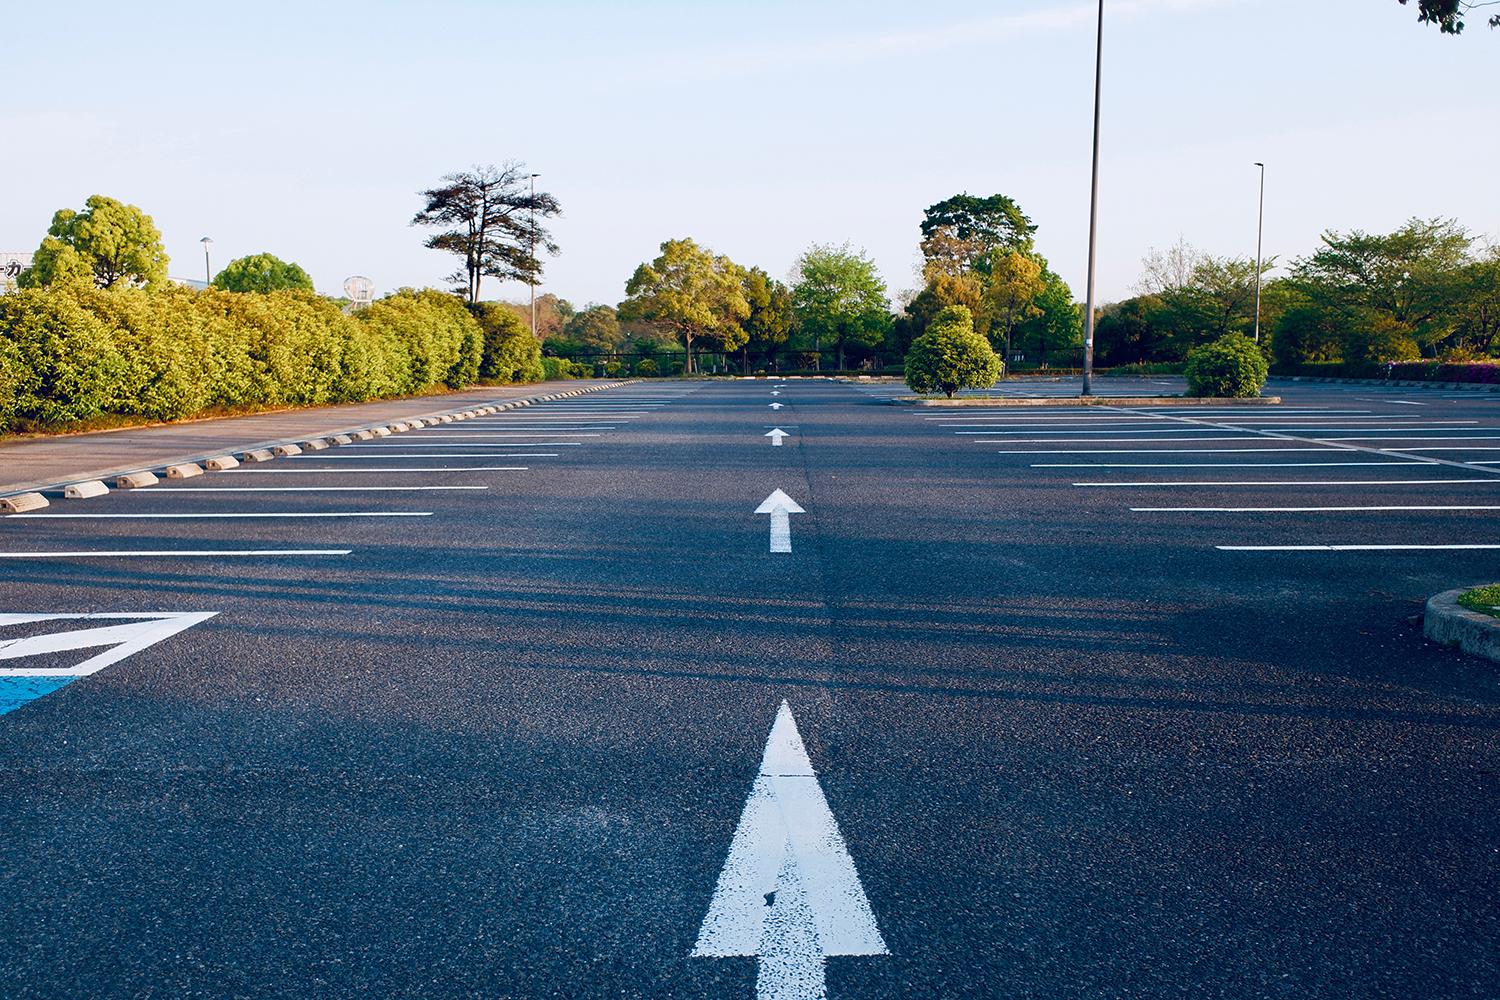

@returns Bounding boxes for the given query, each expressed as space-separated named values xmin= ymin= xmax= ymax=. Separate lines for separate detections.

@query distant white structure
xmin=343 ymin=275 xmax=375 ymax=309
xmin=1 ymin=251 xmax=33 ymax=293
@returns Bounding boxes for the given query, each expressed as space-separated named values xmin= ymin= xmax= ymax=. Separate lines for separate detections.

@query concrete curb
xmin=891 ymin=395 xmax=1282 ymax=408
xmin=1424 ymin=588 xmax=1500 ymax=665
xmin=0 ymin=380 xmax=636 ymax=501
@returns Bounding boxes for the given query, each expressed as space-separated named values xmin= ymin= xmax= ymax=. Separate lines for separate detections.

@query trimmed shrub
xmin=1185 ymin=333 xmax=1269 ymax=398
xmin=635 ymin=358 xmax=659 ymax=377
xmin=1387 ymin=360 xmax=1500 ymax=384
xmin=541 ymin=356 xmax=590 ymax=380
xmin=0 ymin=288 xmax=123 ymax=424
xmin=469 ymin=302 xmax=544 ymax=383
xmin=903 ymin=305 xmax=1002 ymax=397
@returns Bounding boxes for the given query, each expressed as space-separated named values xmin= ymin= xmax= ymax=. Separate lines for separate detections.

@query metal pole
xmin=529 ymin=173 xmax=539 ymax=336
xmin=1253 ymin=162 xmax=1265 ymax=343
xmin=1081 ymin=0 xmax=1104 ymax=397
xmin=200 ymin=237 xmax=212 ymax=286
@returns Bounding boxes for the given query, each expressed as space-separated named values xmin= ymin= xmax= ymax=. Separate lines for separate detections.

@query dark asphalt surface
xmin=2 ymin=378 xmax=1498 ymax=998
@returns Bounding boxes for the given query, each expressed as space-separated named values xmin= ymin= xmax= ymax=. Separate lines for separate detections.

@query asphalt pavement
xmin=2 ymin=377 xmax=1498 ymax=999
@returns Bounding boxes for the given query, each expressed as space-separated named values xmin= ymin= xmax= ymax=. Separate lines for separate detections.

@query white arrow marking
xmin=755 ymin=489 xmax=805 ymax=553
xmin=771 ymin=391 xmax=781 ymax=396
xmin=694 ymin=701 xmax=887 ymax=1000
xmin=769 ymin=402 xmax=784 ymax=410
xmin=766 ymin=429 xmax=790 ymax=447
xmin=0 ymin=612 xmax=219 ymax=678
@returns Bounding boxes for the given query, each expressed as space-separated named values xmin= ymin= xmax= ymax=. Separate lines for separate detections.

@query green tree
xmin=619 ymin=238 xmax=749 ymax=373
xmin=980 ymin=250 xmax=1045 ymax=363
xmin=904 ymin=305 xmax=1002 ymax=397
xmin=790 ymin=244 xmax=890 ymax=370
xmin=20 ymin=195 xmax=169 ymax=289
xmin=1397 ymin=0 xmax=1499 ymax=32
xmin=1450 ymin=250 xmax=1500 ymax=354
xmin=561 ymin=304 xmax=622 ymax=353
xmin=412 ymin=163 xmax=560 ymax=304
xmin=1094 ymin=295 xmax=1169 ymax=366
xmin=919 ymin=193 xmax=1036 ymax=276
xmin=1291 ymin=217 xmax=1472 ymax=357
xmin=469 ymin=302 xmax=545 ymax=382
xmin=1014 ymin=269 xmax=1082 ymax=366
xmin=904 ymin=271 xmax=985 ymax=341
xmin=211 ymin=253 xmax=315 ymax=293
xmin=742 ymin=267 xmax=793 ymax=372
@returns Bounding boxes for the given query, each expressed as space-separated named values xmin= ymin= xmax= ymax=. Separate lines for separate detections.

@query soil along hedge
xmin=0 ymin=286 xmax=506 ymax=433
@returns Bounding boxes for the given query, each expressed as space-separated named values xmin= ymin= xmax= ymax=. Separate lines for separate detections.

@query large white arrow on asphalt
xmin=0 ymin=612 xmax=220 ymax=677
xmin=765 ymin=428 xmax=789 ymax=447
xmin=769 ymin=402 xmax=784 ymax=410
xmin=694 ymin=701 xmax=887 ymax=1000
xmin=755 ymin=489 xmax=805 ymax=553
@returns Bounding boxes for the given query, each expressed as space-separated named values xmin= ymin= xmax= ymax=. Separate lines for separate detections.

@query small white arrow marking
xmin=771 ymin=391 xmax=781 ymax=396
xmin=769 ymin=402 xmax=784 ymax=410
xmin=694 ymin=701 xmax=887 ymax=999
xmin=755 ymin=490 xmax=805 ymax=553
xmin=0 ymin=612 xmax=219 ymax=678
xmin=766 ymin=428 xmax=790 ymax=447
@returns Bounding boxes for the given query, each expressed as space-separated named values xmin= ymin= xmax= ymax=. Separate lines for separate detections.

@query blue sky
xmin=2 ymin=0 xmax=1495 ymax=307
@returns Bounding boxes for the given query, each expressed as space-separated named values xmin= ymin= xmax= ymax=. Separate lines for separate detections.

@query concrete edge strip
xmin=0 ymin=380 xmax=637 ymax=499
xmin=1424 ymin=587 xmax=1500 ymax=665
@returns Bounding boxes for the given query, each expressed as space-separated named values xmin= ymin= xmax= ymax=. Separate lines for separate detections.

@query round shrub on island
xmin=1184 ymin=333 xmax=1269 ymax=398
xmin=903 ymin=305 xmax=1002 ymax=398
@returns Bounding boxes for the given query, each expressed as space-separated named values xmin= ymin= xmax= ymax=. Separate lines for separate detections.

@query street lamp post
xmin=200 ymin=236 xmax=213 ymax=286
xmin=1080 ymin=0 xmax=1104 ymax=397
xmin=1253 ymin=162 xmax=1266 ymax=343
xmin=528 ymin=172 xmax=540 ymax=337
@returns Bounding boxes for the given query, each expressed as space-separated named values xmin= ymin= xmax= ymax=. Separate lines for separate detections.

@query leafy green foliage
xmin=541 ymin=356 xmax=590 ymax=379
xmin=212 ymin=253 xmax=315 ymax=293
xmin=635 ymin=358 xmax=659 ymax=377
xmin=981 ymin=250 xmax=1045 ymax=359
xmin=619 ymin=238 xmax=749 ymax=373
xmin=469 ymin=302 xmax=545 ymax=382
xmin=743 ymin=268 xmax=793 ymax=368
xmin=1458 ymin=585 xmax=1500 ymax=619
xmin=919 ymin=194 xmax=1035 ymax=276
xmin=1184 ymin=334 xmax=1269 ymax=398
xmin=790 ymin=245 xmax=890 ymax=370
xmin=1398 ymin=0 xmax=1499 ymax=33
xmin=559 ymin=304 xmax=622 ymax=353
xmin=1014 ymin=269 xmax=1082 ymax=366
xmin=0 ymin=285 xmax=495 ymax=432
xmin=903 ymin=305 xmax=1002 ymax=397
xmin=20 ymin=195 xmax=168 ymax=290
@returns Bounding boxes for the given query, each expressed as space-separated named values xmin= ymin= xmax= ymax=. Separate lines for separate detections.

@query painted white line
xmin=956 ymin=428 xmax=1230 ymax=436
xmin=0 ymin=612 xmax=219 ymax=678
xmin=1132 ymin=505 xmax=1500 ymax=512
xmin=342 ymin=443 xmax=582 ymax=448
xmin=693 ymin=701 xmax=887 ymax=998
xmin=1034 ymin=461 xmax=1427 ymax=469
xmin=1357 ymin=398 xmax=1427 ymax=405
xmin=1388 ymin=447 xmax=1500 ymax=452
xmin=1218 ymin=544 xmax=1500 ymax=552
xmin=224 ymin=467 xmax=527 ymax=473
xmin=0 ymin=550 xmax=351 ymax=559
xmin=393 ymin=433 xmax=602 ymax=438
xmin=294 ymin=452 xmax=561 ymax=458
xmin=976 ymin=437 xmax=1274 ymax=444
xmin=1075 ymin=479 xmax=1500 ymax=487
xmin=7 ymin=512 xmax=432 ymax=519
xmin=996 ymin=448 xmax=1342 ymax=455
xmin=755 ymin=489 xmax=805 ymax=553
xmin=139 ymin=486 xmax=489 ymax=492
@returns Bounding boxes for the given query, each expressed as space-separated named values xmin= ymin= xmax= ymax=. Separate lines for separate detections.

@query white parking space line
xmin=225 ymin=467 xmax=527 ymax=473
xmin=1218 ymin=544 xmax=1500 ymax=552
xmin=1035 ymin=461 xmax=1427 ymax=469
xmin=341 ymin=443 xmax=583 ymax=448
xmin=996 ymin=448 xmax=1345 ymax=455
xmin=140 ymin=486 xmax=490 ymax=492
xmin=0 ymin=549 xmax=352 ymax=558
xmin=280 ymin=453 xmax=560 ymax=458
xmin=1076 ymin=478 xmax=1500 ymax=487
xmin=1132 ymin=505 xmax=1500 ymax=512
xmin=6 ymin=512 xmax=433 ymax=519
xmin=1389 ymin=447 xmax=1500 ymax=452
xmin=393 ymin=433 xmax=602 ymax=438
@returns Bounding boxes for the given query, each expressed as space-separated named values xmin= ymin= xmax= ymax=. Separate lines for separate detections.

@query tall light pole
xmin=528 ymin=172 xmax=540 ymax=336
xmin=1253 ymin=162 xmax=1266 ymax=343
xmin=1080 ymin=0 xmax=1104 ymax=397
xmin=199 ymin=236 xmax=213 ymax=286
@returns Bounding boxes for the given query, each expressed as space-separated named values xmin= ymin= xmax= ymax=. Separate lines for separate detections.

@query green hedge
xmin=0 ymin=285 xmax=491 ymax=432
xmin=540 ymin=356 xmax=591 ymax=380
xmin=1185 ymin=334 xmax=1269 ymax=398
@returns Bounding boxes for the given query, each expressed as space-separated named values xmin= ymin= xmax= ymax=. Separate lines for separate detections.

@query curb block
xmin=0 ymin=492 xmax=48 ymax=513
xmin=205 ymin=455 xmax=240 ymax=471
xmin=165 ymin=463 xmax=204 ymax=480
xmin=1 ymin=380 xmax=636 ymax=502
xmin=1425 ymin=588 xmax=1500 ymax=665
xmin=64 ymin=480 xmax=109 ymax=499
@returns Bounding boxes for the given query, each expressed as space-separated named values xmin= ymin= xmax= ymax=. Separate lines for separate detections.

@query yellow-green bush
xmin=0 ymin=284 xmax=493 ymax=432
